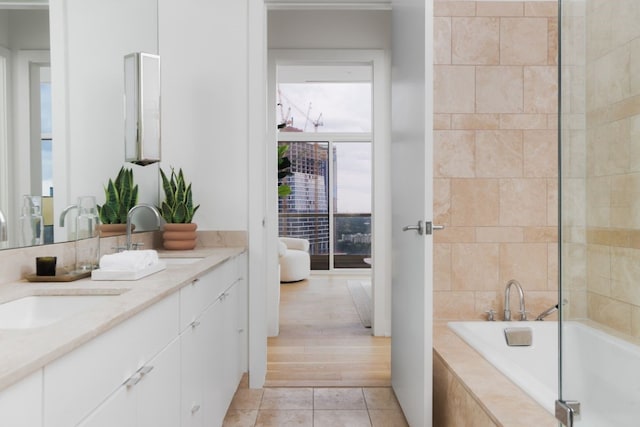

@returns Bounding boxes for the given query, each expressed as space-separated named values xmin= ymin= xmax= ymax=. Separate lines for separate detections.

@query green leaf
xmin=173 ymin=202 xmax=186 ymax=223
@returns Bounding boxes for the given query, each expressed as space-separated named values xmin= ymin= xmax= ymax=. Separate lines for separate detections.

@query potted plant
xmin=159 ymin=167 xmax=200 ymax=250
xmin=97 ymin=166 xmax=138 ymax=237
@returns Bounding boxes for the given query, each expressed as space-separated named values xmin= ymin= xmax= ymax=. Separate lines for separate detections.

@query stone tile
xmin=523 ymin=130 xmax=558 ymax=177
xmin=260 ymin=388 xmax=313 ymax=410
xmin=255 ymin=410 xmax=313 ymax=427
xmin=476 ymin=227 xmax=524 ymax=243
xmin=434 ymin=243 xmax=452 ymax=291
xmin=223 ymin=409 xmax=258 ymax=427
xmin=499 ymin=178 xmax=548 ymax=226
xmin=451 ymin=114 xmax=500 ymax=130
xmin=434 ymin=17 xmax=452 ymax=65
xmin=524 ymin=66 xmax=558 ymax=113
xmin=451 ymin=179 xmax=500 ymax=226
xmin=451 ymin=243 xmax=500 ymax=291
xmin=434 ymin=1 xmax=476 ymax=17
xmin=588 ymin=293 xmax=632 ymax=335
xmin=434 ymin=113 xmax=451 ymax=130
xmin=434 ymin=291 xmax=475 ymax=320
xmin=230 ymin=388 xmax=264 ymax=410
xmin=499 ymin=114 xmax=548 ymax=130
xmin=362 ymin=387 xmax=401 ymax=410
xmin=477 ymin=1 xmax=523 ymax=17
xmin=435 ymin=66 xmax=476 ymax=113
xmin=369 ymin=409 xmax=409 ymax=427
xmin=434 ymin=131 xmax=475 ymax=178
xmin=476 ymin=66 xmax=524 ymax=113
xmin=313 ymin=388 xmax=366 ymax=410
xmin=499 ymin=243 xmax=549 ymax=290
xmin=313 ymin=410 xmax=371 ymax=427
xmin=434 ymin=178 xmax=451 ymax=225
xmin=475 ymin=130 xmax=524 ymax=178
xmin=525 ymin=2 xmax=558 ymax=17
xmin=452 ymin=17 xmax=499 ymax=65
xmin=500 ymin=18 xmax=548 ymax=65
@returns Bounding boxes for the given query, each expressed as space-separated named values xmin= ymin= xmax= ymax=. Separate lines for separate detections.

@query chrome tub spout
xmin=504 ymin=279 xmax=526 ymax=321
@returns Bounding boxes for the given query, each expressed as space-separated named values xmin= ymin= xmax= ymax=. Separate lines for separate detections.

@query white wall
xmin=7 ymin=10 xmax=49 ymax=49
xmin=158 ymin=0 xmax=249 ymax=231
xmin=268 ymin=10 xmax=390 ymax=49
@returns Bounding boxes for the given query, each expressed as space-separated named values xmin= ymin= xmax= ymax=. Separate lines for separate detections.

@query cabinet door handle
xmin=124 ymin=372 xmax=142 ymax=387
xmin=191 ymin=404 xmax=201 ymax=414
xmin=139 ymin=365 xmax=154 ymax=376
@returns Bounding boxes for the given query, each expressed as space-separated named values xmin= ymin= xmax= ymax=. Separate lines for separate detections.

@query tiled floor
xmin=223 ymin=378 xmax=409 ymax=427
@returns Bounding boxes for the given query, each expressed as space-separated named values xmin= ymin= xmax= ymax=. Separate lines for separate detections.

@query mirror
xmin=0 ymin=0 xmax=160 ymax=250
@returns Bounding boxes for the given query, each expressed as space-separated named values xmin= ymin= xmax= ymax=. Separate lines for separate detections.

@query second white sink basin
xmin=0 ymin=295 xmax=117 ymax=329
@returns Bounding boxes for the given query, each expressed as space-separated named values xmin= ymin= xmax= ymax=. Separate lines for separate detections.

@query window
xmin=277 ymin=65 xmax=372 ymax=270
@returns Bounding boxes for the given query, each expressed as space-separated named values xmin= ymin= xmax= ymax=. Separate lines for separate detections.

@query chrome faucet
xmin=126 ymin=204 xmax=161 ymax=250
xmin=504 ymin=279 xmax=527 ymax=321
xmin=0 ymin=208 xmax=7 ymax=242
xmin=59 ymin=204 xmax=78 ymax=227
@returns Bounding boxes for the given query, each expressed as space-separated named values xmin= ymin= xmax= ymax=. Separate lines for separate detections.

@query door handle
xmin=425 ymin=221 xmax=445 ymax=235
xmin=402 ymin=220 xmax=424 ymax=235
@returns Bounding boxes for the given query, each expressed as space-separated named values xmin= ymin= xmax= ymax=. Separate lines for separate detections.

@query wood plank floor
xmin=265 ymin=274 xmax=391 ymax=387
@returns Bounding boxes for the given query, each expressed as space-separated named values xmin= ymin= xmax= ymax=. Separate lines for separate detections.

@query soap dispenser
xmin=74 ymin=196 xmax=100 ymax=272
xmin=19 ymin=195 xmax=44 ymax=247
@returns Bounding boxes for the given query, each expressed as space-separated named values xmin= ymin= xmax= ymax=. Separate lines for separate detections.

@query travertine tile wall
xmin=580 ymin=0 xmax=640 ymax=337
xmin=433 ymin=1 xmax=559 ymax=320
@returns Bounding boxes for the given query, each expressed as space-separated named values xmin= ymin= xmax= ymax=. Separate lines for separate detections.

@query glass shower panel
xmin=560 ymin=0 xmax=640 ymax=425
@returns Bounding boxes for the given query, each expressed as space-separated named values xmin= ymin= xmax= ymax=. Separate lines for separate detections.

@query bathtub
xmin=448 ymin=321 xmax=640 ymax=427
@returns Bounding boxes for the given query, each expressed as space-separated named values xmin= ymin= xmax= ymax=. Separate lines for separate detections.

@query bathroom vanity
xmin=0 ymin=247 xmax=246 ymax=427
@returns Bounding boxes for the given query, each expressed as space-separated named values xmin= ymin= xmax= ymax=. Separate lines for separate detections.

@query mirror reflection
xmin=0 ymin=0 xmax=160 ymax=251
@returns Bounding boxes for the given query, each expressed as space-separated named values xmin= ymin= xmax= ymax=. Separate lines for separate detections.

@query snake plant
xmin=159 ymin=167 xmax=199 ymax=223
xmin=97 ymin=167 xmax=139 ymax=224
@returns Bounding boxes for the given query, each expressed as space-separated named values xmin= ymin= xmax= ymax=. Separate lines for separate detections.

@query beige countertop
xmin=0 ymin=247 xmax=245 ymax=393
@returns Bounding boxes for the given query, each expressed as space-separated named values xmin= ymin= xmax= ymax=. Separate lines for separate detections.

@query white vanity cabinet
xmin=0 ymin=369 xmax=43 ymax=427
xmin=43 ymin=292 xmax=180 ymax=427
xmin=77 ymin=337 xmax=181 ymax=427
xmin=180 ymin=254 xmax=248 ymax=427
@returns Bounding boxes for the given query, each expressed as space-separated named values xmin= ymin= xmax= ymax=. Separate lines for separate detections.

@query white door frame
xmin=267 ymin=48 xmax=391 ymax=337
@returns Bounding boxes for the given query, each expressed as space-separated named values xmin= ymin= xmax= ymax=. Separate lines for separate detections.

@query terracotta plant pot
xmin=163 ymin=223 xmax=197 ymax=250
xmin=99 ymin=223 xmax=132 ymax=237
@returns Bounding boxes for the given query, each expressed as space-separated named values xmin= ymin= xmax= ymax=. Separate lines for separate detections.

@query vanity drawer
xmin=43 ymin=291 xmax=179 ymax=427
xmin=179 ymin=257 xmax=238 ymax=331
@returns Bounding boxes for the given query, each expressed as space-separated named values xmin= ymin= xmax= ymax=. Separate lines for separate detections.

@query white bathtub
xmin=448 ymin=321 xmax=640 ymax=427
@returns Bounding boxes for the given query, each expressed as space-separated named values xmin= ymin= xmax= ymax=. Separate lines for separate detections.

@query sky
xmin=278 ymin=83 xmax=371 ymax=133
xmin=278 ymin=83 xmax=372 ymax=213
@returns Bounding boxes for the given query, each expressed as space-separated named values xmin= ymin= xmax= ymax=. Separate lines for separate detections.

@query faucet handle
xmin=131 ymin=242 xmax=145 ymax=250
xmin=485 ymin=309 xmax=496 ymax=321
xmin=519 ymin=310 xmax=529 ymax=321
xmin=112 ymin=246 xmax=127 ymax=253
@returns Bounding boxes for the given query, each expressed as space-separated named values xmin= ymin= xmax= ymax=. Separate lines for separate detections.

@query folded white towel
xmin=99 ymin=250 xmax=159 ymax=272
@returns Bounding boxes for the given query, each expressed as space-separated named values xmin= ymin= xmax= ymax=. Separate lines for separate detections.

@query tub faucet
xmin=0 ymin=208 xmax=7 ymax=242
xmin=534 ymin=303 xmax=558 ymax=321
xmin=504 ymin=279 xmax=527 ymax=321
xmin=126 ymin=204 xmax=161 ymax=250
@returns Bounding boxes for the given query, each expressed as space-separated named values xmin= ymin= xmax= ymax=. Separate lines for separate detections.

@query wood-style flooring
xmin=265 ymin=274 xmax=391 ymax=387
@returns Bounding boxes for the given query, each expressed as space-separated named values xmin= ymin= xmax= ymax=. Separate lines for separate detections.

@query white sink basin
xmin=160 ymin=257 xmax=203 ymax=265
xmin=0 ymin=295 xmax=117 ymax=329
